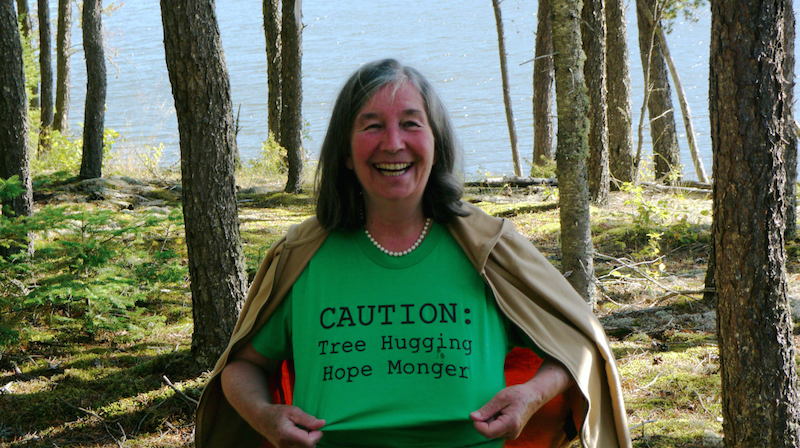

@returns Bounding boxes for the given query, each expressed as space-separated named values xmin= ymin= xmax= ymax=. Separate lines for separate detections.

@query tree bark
xmin=280 ymin=0 xmax=303 ymax=193
xmin=635 ymin=0 xmax=680 ymax=182
xmin=161 ymin=0 xmax=248 ymax=367
xmin=79 ymin=0 xmax=105 ymax=179
xmin=263 ymin=0 xmax=281 ymax=144
xmin=37 ymin=0 xmax=53 ymax=149
xmin=53 ymin=0 xmax=71 ymax=132
xmin=16 ymin=0 xmax=31 ymax=37
xmin=551 ymin=0 xmax=596 ymax=305
xmin=783 ymin=10 xmax=797 ymax=240
xmin=1 ymin=0 xmax=33 ymax=256
xmin=605 ymin=0 xmax=635 ymax=185
xmin=492 ymin=0 xmax=522 ymax=177
xmin=638 ymin=4 xmax=708 ymax=183
xmin=582 ymin=0 xmax=609 ymax=205
xmin=532 ymin=0 xmax=555 ymax=165
xmin=16 ymin=0 xmax=38 ymax=109
xmin=710 ymin=0 xmax=800 ymax=444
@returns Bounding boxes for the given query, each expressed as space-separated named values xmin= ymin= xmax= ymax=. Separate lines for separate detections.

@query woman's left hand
xmin=469 ymin=358 xmax=574 ymax=439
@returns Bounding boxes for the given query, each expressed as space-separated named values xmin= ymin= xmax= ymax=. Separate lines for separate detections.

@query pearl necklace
xmin=365 ymin=218 xmax=432 ymax=257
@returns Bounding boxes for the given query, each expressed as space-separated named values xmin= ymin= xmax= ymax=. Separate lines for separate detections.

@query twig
xmin=638 ymin=372 xmax=663 ymax=391
xmin=595 ymin=252 xmax=703 ymax=300
xmin=162 ymin=375 xmax=199 ymax=406
xmin=629 ymin=419 xmax=658 ymax=430
xmin=56 ymin=397 xmax=126 ymax=447
xmin=135 ymin=398 xmax=170 ymax=435
xmin=692 ymin=389 xmax=719 ymax=420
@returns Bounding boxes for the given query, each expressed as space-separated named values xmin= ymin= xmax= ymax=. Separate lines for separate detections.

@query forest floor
xmin=2 ymin=173 xmax=799 ymax=447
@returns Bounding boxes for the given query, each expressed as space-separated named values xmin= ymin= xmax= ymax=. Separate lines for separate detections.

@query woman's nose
xmin=380 ymin=125 xmax=403 ymax=152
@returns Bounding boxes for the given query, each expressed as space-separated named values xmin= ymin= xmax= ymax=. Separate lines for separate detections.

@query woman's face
xmin=348 ymin=82 xmax=435 ymax=214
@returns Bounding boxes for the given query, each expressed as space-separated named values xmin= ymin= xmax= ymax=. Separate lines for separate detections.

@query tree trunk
xmin=710 ymin=0 xmax=800 ymax=444
xmin=16 ymin=0 xmax=38 ymax=109
xmin=551 ymin=0 xmax=596 ymax=305
xmin=280 ymin=0 xmax=303 ymax=193
xmin=263 ymin=0 xmax=281 ymax=144
xmin=161 ymin=0 xmax=248 ymax=367
xmin=532 ymin=0 xmax=555 ymax=165
xmin=16 ymin=0 xmax=31 ymax=38
xmin=79 ymin=0 xmax=105 ymax=179
xmin=492 ymin=0 xmax=522 ymax=177
xmin=582 ymin=0 xmax=609 ymax=205
xmin=53 ymin=0 xmax=70 ymax=132
xmin=635 ymin=0 xmax=680 ymax=182
xmin=783 ymin=10 xmax=797 ymax=240
xmin=37 ymin=0 xmax=53 ymax=150
xmin=605 ymin=0 xmax=635 ymax=185
xmin=1 ymin=0 xmax=33 ymax=256
xmin=638 ymin=4 xmax=708 ymax=183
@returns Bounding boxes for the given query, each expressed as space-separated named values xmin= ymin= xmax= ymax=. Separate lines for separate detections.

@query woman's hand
xmin=258 ymin=404 xmax=326 ymax=448
xmin=221 ymin=343 xmax=326 ymax=447
xmin=470 ymin=358 xmax=574 ymax=439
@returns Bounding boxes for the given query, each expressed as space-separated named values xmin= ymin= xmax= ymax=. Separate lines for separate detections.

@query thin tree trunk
xmin=53 ymin=0 xmax=71 ymax=132
xmin=638 ymin=4 xmax=708 ymax=183
xmin=16 ymin=0 xmax=38 ymax=109
xmin=784 ymin=10 xmax=797 ymax=240
xmin=281 ymin=0 xmax=303 ymax=193
xmin=551 ymin=0 xmax=596 ymax=305
xmin=532 ymin=0 xmax=555 ymax=165
xmin=634 ymin=7 xmax=657 ymax=184
xmin=161 ymin=0 xmax=248 ymax=367
xmin=37 ymin=0 xmax=53 ymax=151
xmin=1 ymin=0 xmax=33 ymax=257
xmin=16 ymin=0 xmax=31 ymax=38
xmin=79 ymin=0 xmax=105 ymax=179
xmin=635 ymin=0 xmax=680 ymax=182
xmin=710 ymin=0 xmax=800 ymax=444
xmin=263 ymin=0 xmax=281 ymax=144
xmin=606 ymin=0 xmax=635 ymax=185
xmin=582 ymin=0 xmax=609 ymax=205
xmin=492 ymin=0 xmax=522 ymax=177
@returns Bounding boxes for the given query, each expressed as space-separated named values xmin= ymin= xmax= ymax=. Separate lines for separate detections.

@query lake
xmin=45 ymin=0 xmax=766 ymax=181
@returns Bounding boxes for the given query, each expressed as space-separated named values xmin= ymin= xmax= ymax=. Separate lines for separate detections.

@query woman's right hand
xmin=221 ymin=343 xmax=325 ymax=447
xmin=258 ymin=403 xmax=326 ymax=448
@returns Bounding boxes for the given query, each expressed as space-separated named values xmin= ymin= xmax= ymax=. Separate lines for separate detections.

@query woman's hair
xmin=315 ymin=58 xmax=468 ymax=230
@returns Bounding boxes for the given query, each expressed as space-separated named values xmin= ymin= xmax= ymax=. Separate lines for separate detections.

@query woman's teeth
xmin=375 ymin=163 xmax=412 ymax=176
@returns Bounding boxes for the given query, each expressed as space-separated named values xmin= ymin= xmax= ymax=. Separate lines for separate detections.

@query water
xmin=51 ymin=0 xmax=727 ymax=180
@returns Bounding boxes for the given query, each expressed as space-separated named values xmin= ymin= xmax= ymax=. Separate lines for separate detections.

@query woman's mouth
xmin=374 ymin=162 xmax=413 ymax=177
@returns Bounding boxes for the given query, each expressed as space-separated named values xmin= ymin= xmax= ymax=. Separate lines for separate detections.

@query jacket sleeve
xmin=195 ymin=236 xmax=289 ymax=448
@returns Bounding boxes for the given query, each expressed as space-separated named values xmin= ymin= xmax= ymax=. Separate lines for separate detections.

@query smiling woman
xmin=195 ymin=59 xmax=632 ymax=448
xmin=347 ymin=82 xmax=435 ymax=242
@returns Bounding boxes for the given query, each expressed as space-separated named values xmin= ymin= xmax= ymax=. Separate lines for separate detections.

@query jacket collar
xmin=447 ymin=201 xmax=507 ymax=273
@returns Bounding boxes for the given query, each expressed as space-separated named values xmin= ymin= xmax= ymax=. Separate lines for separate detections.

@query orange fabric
xmin=504 ymin=347 xmax=572 ymax=448
xmin=264 ymin=348 xmax=576 ymax=447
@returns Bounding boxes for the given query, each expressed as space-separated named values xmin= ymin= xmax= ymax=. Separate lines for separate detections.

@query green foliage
xmin=246 ymin=132 xmax=287 ymax=176
xmin=0 ymin=176 xmax=25 ymax=209
xmin=32 ymin=127 xmax=120 ymax=175
xmin=621 ymin=183 xmax=671 ymax=230
xmin=18 ymin=19 xmax=40 ymax=104
xmin=0 ymin=203 xmax=187 ymax=346
xmin=661 ymin=0 xmax=708 ymax=34
xmin=527 ymin=157 xmax=557 ymax=179
xmin=616 ymin=182 xmax=709 ymax=268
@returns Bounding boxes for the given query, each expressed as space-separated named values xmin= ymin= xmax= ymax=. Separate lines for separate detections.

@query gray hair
xmin=315 ymin=58 xmax=467 ymax=229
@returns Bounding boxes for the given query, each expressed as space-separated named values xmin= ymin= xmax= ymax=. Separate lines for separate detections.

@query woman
xmin=195 ymin=59 xmax=631 ymax=448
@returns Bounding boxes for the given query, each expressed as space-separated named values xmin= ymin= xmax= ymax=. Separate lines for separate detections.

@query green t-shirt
xmin=252 ymin=223 xmax=532 ymax=447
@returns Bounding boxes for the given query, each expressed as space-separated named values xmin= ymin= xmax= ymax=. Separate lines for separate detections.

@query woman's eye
xmin=403 ymin=121 xmax=421 ymax=128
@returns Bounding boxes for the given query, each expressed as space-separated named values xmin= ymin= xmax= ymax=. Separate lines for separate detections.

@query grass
xmin=0 ymin=171 xmax=756 ymax=447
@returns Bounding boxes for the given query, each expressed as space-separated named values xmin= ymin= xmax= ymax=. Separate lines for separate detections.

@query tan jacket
xmin=195 ymin=202 xmax=631 ymax=448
